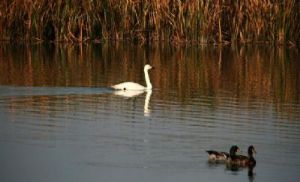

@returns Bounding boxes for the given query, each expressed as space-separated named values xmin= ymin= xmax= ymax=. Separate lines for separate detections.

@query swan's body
xmin=112 ymin=82 xmax=146 ymax=90
xmin=112 ymin=64 xmax=153 ymax=91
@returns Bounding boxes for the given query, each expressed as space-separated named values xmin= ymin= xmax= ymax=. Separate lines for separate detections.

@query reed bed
xmin=0 ymin=0 xmax=299 ymax=45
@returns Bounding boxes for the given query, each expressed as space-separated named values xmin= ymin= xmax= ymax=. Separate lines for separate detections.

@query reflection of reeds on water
xmin=0 ymin=43 xmax=299 ymax=117
xmin=0 ymin=0 xmax=299 ymax=45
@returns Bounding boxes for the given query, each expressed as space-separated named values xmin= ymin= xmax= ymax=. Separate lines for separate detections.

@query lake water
xmin=0 ymin=43 xmax=299 ymax=182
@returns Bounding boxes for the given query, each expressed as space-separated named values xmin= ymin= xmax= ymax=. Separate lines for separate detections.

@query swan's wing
xmin=111 ymin=82 xmax=145 ymax=90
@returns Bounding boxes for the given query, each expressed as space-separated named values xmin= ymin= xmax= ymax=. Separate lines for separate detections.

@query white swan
xmin=111 ymin=64 xmax=153 ymax=91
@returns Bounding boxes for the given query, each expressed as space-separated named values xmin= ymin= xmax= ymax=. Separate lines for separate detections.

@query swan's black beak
xmin=151 ymin=66 xmax=155 ymax=70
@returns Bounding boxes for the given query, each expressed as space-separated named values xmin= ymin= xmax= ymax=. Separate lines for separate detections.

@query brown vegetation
xmin=0 ymin=0 xmax=299 ymax=45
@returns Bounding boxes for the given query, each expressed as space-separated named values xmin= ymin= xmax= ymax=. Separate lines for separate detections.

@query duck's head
xmin=229 ymin=145 xmax=240 ymax=157
xmin=248 ymin=145 xmax=256 ymax=156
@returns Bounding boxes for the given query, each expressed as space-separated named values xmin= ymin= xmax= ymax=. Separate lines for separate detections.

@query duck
xmin=229 ymin=145 xmax=256 ymax=167
xmin=206 ymin=145 xmax=237 ymax=162
xmin=111 ymin=64 xmax=153 ymax=91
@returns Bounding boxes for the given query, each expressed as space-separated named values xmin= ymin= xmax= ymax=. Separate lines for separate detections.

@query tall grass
xmin=0 ymin=0 xmax=299 ymax=45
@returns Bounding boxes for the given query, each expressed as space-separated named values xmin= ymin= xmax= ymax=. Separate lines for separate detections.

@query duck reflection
xmin=113 ymin=90 xmax=152 ymax=116
xmin=248 ymin=166 xmax=255 ymax=182
xmin=225 ymin=163 xmax=256 ymax=182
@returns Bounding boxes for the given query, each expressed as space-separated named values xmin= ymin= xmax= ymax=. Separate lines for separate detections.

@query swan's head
xmin=144 ymin=64 xmax=153 ymax=70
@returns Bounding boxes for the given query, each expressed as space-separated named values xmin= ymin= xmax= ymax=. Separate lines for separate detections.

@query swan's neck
xmin=144 ymin=69 xmax=152 ymax=89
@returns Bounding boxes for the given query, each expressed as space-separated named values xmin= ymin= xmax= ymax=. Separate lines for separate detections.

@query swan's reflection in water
xmin=113 ymin=90 xmax=144 ymax=98
xmin=113 ymin=90 xmax=152 ymax=117
xmin=143 ymin=90 xmax=152 ymax=117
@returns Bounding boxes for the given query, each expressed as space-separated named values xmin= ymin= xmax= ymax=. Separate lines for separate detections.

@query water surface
xmin=0 ymin=43 xmax=300 ymax=182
